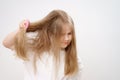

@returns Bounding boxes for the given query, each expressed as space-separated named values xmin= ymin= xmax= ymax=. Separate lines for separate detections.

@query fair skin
xmin=60 ymin=24 xmax=72 ymax=49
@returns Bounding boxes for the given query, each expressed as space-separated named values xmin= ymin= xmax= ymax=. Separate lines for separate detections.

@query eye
xmin=68 ymin=32 xmax=72 ymax=35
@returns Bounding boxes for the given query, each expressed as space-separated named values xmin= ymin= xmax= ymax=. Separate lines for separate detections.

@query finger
xmin=19 ymin=20 xmax=30 ymax=30
xmin=23 ymin=20 xmax=30 ymax=29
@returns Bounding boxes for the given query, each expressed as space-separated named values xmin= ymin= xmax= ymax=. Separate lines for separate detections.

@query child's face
xmin=60 ymin=24 xmax=72 ymax=49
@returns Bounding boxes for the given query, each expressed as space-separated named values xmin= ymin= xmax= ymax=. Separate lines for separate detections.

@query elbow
xmin=2 ymin=40 xmax=9 ymax=48
xmin=2 ymin=40 xmax=12 ymax=49
xmin=2 ymin=40 xmax=14 ymax=50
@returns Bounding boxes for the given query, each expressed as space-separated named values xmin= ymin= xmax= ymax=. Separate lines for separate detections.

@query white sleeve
xmin=78 ymin=57 xmax=84 ymax=71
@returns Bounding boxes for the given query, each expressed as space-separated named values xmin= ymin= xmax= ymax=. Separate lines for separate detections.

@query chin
xmin=61 ymin=45 xmax=68 ymax=49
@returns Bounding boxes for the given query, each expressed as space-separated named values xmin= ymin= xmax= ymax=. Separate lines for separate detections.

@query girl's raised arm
xmin=2 ymin=20 xmax=29 ymax=50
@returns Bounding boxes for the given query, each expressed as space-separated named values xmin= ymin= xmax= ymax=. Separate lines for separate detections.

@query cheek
xmin=60 ymin=34 xmax=72 ymax=42
xmin=60 ymin=36 xmax=64 ymax=42
xmin=69 ymin=35 xmax=72 ymax=41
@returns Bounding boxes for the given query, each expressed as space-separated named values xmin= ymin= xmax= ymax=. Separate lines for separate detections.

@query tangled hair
xmin=14 ymin=9 xmax=79 ymax=76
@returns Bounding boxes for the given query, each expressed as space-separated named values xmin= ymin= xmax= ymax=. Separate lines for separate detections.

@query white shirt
xmin=23 ymin=50 xmax=83 ymax=80
xmin=23 ymin=32 xmax=83 ymax=80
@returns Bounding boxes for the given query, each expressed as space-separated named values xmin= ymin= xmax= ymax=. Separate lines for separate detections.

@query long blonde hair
xmin=14 ymin=9 xmax=79 ymax=76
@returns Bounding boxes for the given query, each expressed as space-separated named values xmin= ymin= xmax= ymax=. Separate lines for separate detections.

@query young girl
xmin=3 ymin=10 xmax=83 ymax=80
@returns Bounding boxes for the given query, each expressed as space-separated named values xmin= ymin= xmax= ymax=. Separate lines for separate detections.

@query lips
xmin=61 ymin=42 xmax=70 ymax=48
xmin=63 ymin=42 xmax=69 ymax=45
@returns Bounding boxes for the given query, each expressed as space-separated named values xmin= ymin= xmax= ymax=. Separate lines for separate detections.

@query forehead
xmin=61 ymin=23 xmax=72 ymax=33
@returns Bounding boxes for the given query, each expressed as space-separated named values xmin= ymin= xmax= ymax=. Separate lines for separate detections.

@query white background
xmin=0 ymin=0 xmax=120 ymax=80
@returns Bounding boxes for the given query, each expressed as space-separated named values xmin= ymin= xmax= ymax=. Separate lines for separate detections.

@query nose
xmin=64 ymin=35 xmax=69 ymax=41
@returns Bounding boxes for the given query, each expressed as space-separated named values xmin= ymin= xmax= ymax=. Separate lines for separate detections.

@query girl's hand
xmin=19 ymin=20 xmax=30 ymax=30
